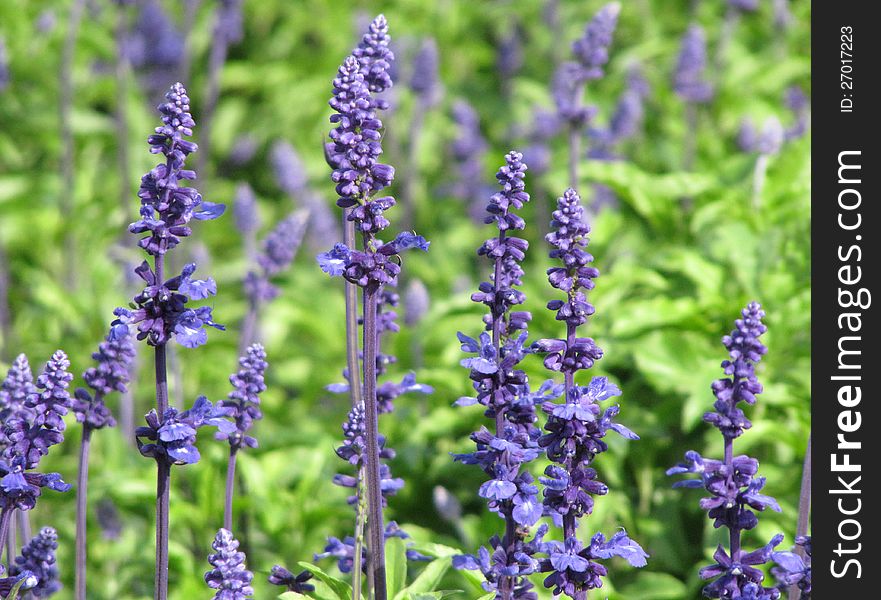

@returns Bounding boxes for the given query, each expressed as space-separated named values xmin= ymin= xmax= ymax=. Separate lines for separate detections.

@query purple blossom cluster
xmin=1 ymin=351 xmax=74 ymax=513
xmin=72 ymin=327 xmax=135 ymax=430
xmin=216 ymin=344 xmax=268 ymax=452
xmin=204 ymin=528 xmax=253 ymax=599
xmin=452 ymin=151 xmax=552 ymax=599
xmin=318 ymin=16 xmax=429 ymax=289
xmin=113 ymin=83 xmax=225 ymax=349
xmin=772 ymin=536 xmax=811 ymax=598
xmin=668 ymin=303 xmax=783 ymax=598
xmin=268 ymin=564 xmax=315 ymax=593
xmin=673 ymin=25 xmax=714 ymax=104
xmin=447 ymin=101 xmax=492 ymax=222
xmin=136 ymin=396 xmax=235 ymax=466
xmin=243 ymin=210 xmax=309 ymax=305
xmin=553 ymin=3 xmax=621 ymax=125
xmin=10 ymin=526 xmax=60 ymax=597
xmin=531 ymin=189 xmax=646 ymax=597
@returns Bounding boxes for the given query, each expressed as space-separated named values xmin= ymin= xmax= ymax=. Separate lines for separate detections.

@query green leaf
xmin=296 ymin=562 xmax=352 ymax=600
xmin=386 ymin=536 xmax=409 ymax=599
xmin=407 ymin=592 xmax=461 ymax=600
xmin=616 ymin=572 xmax=687 ymax=599
xmin=476 ymin=594 xmax=497 ymax=600
xmin=279 ymin=593 xmax=311 ymax=600
xmin=397 ymin=556 xmax=452 ymax=598
xmin=3 ymin=574 xmax=35 ymax=600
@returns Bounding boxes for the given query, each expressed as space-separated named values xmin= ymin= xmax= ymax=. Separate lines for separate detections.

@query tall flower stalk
xmin=673 ymin=25 xmax=714 ymax=170
xmin=668 ymin=302 xmax=783 ymax=599
xmin=318 ymin=15 xmax=429 ymax=598
xmin=111 ymin=82 xmax=226 ymax=600
xmin=532 ymin=189 xmax=647 ymax=598
xmin=552 ymin=3 xmax=620 ymax=190
xmin=216 ymin=344 xmax=267 ymax=531
xmin=71 ymin=328 xmax=135 ymax=600
xmin=451 ymin=151 xmax=550 ymax=600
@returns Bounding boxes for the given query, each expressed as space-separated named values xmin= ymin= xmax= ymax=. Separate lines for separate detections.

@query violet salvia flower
xmin=204 ymin=528 xmax=253 ymax=600
xmin=447 ymin=100 xmax=493 ymax=222
xmin=217 ymin=344 xmax=268 ymax=452
xmin=409 ymin=37 xmax=441 ymax=108
xmin=0 ymin=354 xmax=37 ymax=451
xmin=784 ymin=86 xmax=810 ymax=141
xmin=268 ymin=565 xmax=314 ymax=593
xmin=240 ymin=210 xmax=308 ymax=352
xmin=11 ymin=526 xmax=60 ymax=597
xmin=232 ymin=183 xmax=259 ymax=238
xmin=271 ymin=140 xmax=340 ymax=249
xmin=113 ymin=84 xmax=225 ymax=350
xmin=3 ymin=351 xmax=73 ymax=471
xmin=497 ymin=26 xmax=524 ymax=97
xmin=318 ymin=19 xmax=429 ymax=597
xmin=353 ymin=14 xmax=394 ymax=99
xmin=532 ymin=189 xmax=647 ymax=598
xmin=403 ymin=279 xmax=430 ymax=326
xmin=771 ymin=536 xmax=811 ymax=598
xmin=452 ymin=152 xmax=552 ymax=599
xmin=72 ymin=327 xmax=135 ymax=429
xmin=571 ymin=3 xmax=621 ymax=81
xmin=0 ymin=353 xmax=74 ymax=527
xmin=668 ymin=302 xmax=783 ymax=599
xmin=0 ymin=569 xmax=38 ymax=596
xmin=136 ymin=396 xmax=234 ymax=466
xmin=554 ymin=4 xmax=621 ymax=190
xmin=673 ymin=25 xmax=714 ymax=104
xmin=316 ymin=521 xmax=429 ymax=575
xmin=217 ymin=344 xmax=268 ymax=530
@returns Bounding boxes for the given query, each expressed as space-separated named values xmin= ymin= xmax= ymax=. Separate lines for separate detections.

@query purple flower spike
xmin=204 ymin=528 xmax=254 ymax=599
xmin=0 ymin=354 xmax=38 ymax=450
xmin=73 ymin=326 xmax=135 ymax=430
xmin=216 ymin=344 xmax=267 ymax=451
xmin=532 ymin=189 xmax=645 ymax=596
xmin=129 ymin=83 xmax=225 ymax=256
xmin=669 ymin=303 xmax=783 ymax=599
xmin=674 ymin=25 xmax=714 ymax=104
xmin=571 ymin=3 xmax=621 ymax=81
xmin=232 ymin=183 xmax=259 ymax=235
xmin=409 ymin=38 xmax=441 ymax=107
xmin=453 ymin=152 xmax=564 ymax=597
xmin=10 ymin=526 xmax=60 ymax=597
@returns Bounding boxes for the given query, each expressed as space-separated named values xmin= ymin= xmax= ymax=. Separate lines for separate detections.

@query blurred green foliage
xmin=0 ymin=0 xmax=809 ymax=598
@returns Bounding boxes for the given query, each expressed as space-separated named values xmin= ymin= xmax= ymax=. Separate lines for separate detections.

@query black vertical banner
xmin=812 ymin=3 xmax=878 ymax=597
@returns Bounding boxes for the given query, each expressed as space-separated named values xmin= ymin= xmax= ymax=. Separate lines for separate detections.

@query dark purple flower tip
xmin=268 ymin=564 xmax=315 ymax=593
xmin=317 ymin=243 xmax=352 ymax=276
xmin=204 ymin=528 xmax=254 ymax=599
